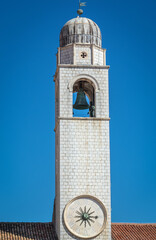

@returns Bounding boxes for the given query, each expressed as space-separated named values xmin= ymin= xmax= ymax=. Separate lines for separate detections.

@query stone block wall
xmin=58 ymin=66 xmax=109 ymax=118
xmin=55 ymin=76 xmax=59 ymax=122
xmin=75 ymin=45 xmax=92 ymax=65
xmin=60 ymin=46 xmax=73 ymax=64
xmin=94 ymin=47 xmax=104 ymax=65
xmin=55 ymin=124 xmax=60 ymax=237
xmin=55 ymin=119 xmax=111 ymax=240
xmin=59 ymin=44 xmax=106 ymax=66
xmin=54 ymin=42 xmax=111 ymax=240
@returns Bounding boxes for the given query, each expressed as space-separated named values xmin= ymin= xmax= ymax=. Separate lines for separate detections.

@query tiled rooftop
xmin=0 ymin=222 xmax=156 ymax=239
xmin=112 ymin=223 xmax=156 ymax=240
xmin=0 ymin=222 xmax=58 ymax=240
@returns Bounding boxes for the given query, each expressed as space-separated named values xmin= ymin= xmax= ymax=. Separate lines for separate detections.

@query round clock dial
xmin=63 ymin=195 xmax=107 ymax=239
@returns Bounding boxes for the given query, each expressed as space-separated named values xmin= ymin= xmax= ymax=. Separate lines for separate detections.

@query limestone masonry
xmin=54 ymin=17 xmax=111 ymax=240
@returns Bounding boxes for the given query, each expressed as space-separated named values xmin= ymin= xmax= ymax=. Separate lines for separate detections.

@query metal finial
xmin=77 ymin=9 xmax=83 ymax=15
xmin=77 ymin=0 xmax=86 ymax=16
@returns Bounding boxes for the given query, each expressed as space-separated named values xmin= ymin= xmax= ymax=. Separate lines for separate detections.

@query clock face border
xmin=63 ymin=195 xmax=107 ymax=239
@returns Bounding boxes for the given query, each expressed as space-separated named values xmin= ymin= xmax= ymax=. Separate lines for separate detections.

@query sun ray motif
xmin=76 ymin=210 xmax=82 ymax=216
xmin=88 ymin=211 xmax=95 ymax=215
xmin=80 ymin=220 xmax=83 ymax=226
xmin=74 ymin=206 xmax=98 ymax=227
xmin=89 ymin=218 xmax=95 ymax=223
xmin=87 ymin=219 xmax=91 ymax=226
xmin=76 ymin=218 xmax=82 ymax=222
xmin=87 ymin=207 xmax=91 ymax=213
xmin=80 ymin=207 xmax=83 ymax=214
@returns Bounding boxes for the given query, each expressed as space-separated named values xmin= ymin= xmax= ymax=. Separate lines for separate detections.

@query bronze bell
xmin=73 ymin=88 xmax=89 ymax=110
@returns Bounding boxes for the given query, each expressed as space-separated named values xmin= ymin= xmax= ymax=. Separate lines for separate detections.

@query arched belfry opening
xmin=73 ymin=79 xmax=95 ymax=117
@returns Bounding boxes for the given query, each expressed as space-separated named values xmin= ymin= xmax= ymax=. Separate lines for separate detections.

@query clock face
xmin=63 ymin=195 xmax=107 ymax=239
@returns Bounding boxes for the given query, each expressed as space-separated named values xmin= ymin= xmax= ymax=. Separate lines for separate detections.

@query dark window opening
xmin=73 ymin=80 xmax=95 ymax=118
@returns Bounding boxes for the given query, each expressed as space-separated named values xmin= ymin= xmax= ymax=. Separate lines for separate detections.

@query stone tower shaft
xmin=54 ymin=17 xmax=111 ymax=240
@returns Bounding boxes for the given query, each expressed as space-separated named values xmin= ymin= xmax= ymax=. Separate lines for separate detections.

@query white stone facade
xmin=55 ymin=65 xmax=109 ymax=119
xmin=59 ymin=44 xmax=106 ymax=66
xmin=54 ymin=41 xmax=111 ymax=239
xmin=60 ymin=45 xmax=73 ymax=64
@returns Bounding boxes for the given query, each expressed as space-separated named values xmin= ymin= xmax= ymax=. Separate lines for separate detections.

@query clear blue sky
xmin=0 ymin=0 xmax=156 ymax=223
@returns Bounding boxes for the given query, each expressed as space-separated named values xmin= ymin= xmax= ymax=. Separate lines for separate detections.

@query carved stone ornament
xmin=80 ymin=51 xmax=88 ymax=59
xmin=63 ymin=195 xmax=107 ymax=239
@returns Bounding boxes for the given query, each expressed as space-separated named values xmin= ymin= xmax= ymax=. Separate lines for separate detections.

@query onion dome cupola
xmin=60 ymin=17 xmax=102 ymax=48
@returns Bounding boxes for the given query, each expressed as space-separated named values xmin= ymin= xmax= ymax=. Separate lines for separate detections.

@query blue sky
xmin=0 ymin=0 xmax=156 ymax=223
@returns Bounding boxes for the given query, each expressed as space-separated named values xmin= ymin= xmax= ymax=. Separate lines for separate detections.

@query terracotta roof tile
xmin=0 ymin=222 xmax=58 ymax=240
xmin=112 ymin=223 xmax=156 ymax=240
xmin=0 ymin=222 xmax=156 ymax=239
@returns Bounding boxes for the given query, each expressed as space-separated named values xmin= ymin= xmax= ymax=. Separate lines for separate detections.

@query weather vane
xmin=77 ymin=0 xmax=86 ymax=16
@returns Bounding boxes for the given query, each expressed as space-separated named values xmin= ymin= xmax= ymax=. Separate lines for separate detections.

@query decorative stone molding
xmin=63 ymin=195 xmax=107 ymax=239
xmin=68 ymin=74 xmax=100 ymax=92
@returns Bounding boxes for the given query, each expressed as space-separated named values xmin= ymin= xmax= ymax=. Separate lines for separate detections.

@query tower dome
xmin=60 ymin=17 xmax=102 ymax=48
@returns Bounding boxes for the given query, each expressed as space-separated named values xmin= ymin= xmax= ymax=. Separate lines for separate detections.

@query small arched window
xmin=73 ymin=79 xmax=95 ymax=117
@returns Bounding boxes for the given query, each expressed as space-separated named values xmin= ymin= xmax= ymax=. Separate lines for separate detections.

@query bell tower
xmin=54 ymin=15 xmax=111 ymax=240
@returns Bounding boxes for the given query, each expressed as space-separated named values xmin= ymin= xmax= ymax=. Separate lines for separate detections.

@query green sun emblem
xmin=75 ymin=206 xmax=98 ymax=227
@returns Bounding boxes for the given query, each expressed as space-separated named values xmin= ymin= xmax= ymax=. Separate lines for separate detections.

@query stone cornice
xmin=59 ymin=43 xmax=106 ymax=51
xmin=57 ymin=64 xmax=110 ymax=69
